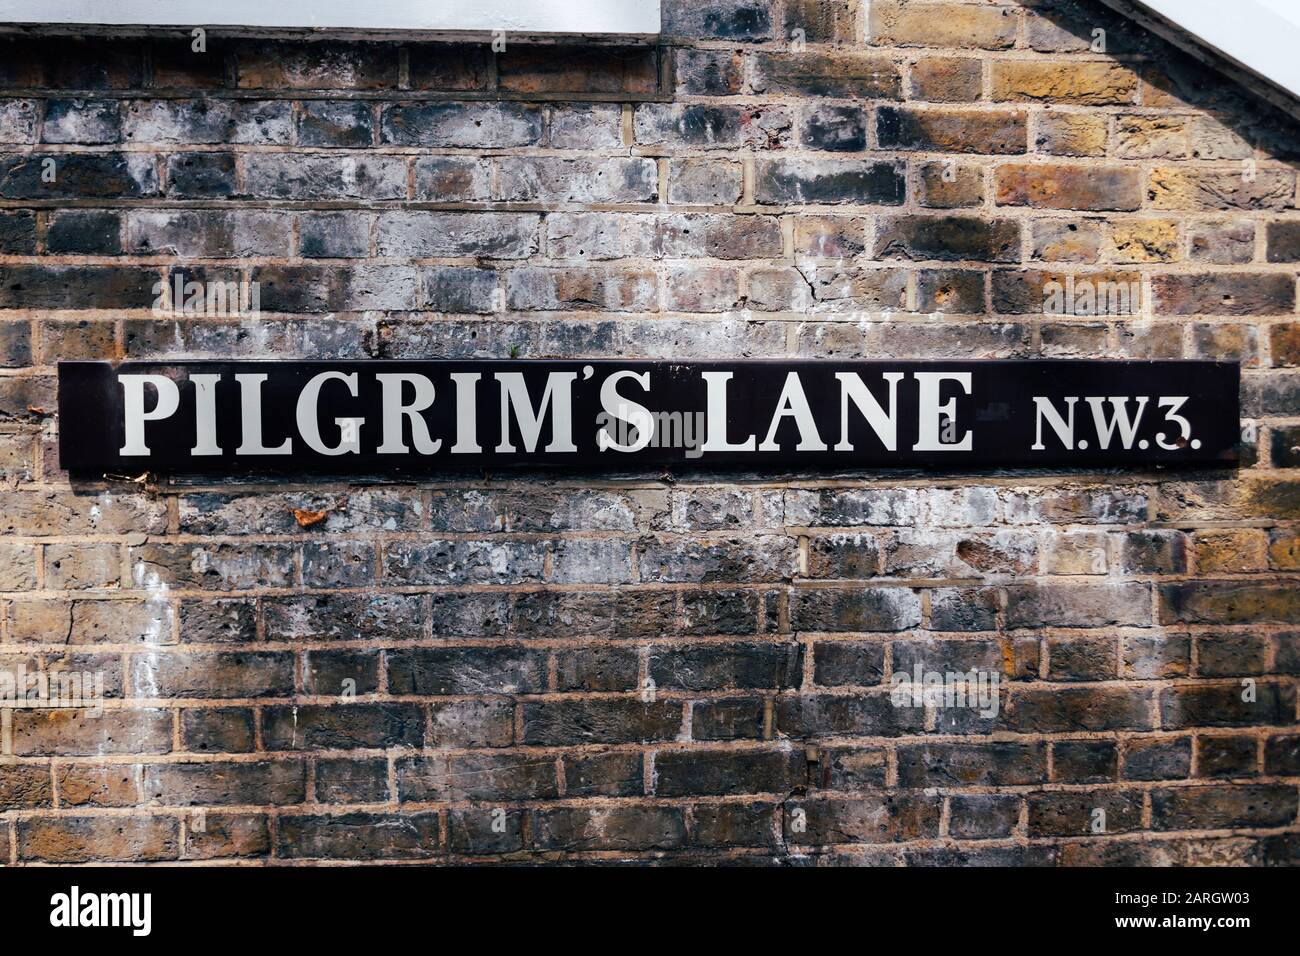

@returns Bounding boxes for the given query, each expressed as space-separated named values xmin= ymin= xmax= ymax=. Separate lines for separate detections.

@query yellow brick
xmin=993 ymin=61 xmax=1138 ymax=105
xmin=1193 ymin=530 xmax=1270 ymax=573
xmin=1107 ymin=219 xmax=1181 ymax=263
xmin=871 ymin=1 xmax=1017 ymax=50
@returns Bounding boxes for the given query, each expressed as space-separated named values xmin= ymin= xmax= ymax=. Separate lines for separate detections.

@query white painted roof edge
xmin=0 ymin=0 xmax=662 ymax=36
xmin=1139 ymin=0 xmax=1300 ymax=99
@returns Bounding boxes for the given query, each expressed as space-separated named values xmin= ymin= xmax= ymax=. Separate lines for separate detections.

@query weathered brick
xmin=0 ymin=98 xmax=38 ymax=143
xmin=123 ymin=100 xmax=291 ymax=144
xmin=61 ymin=760 xmax=306 ymax=807
xmin=909 ymin=57 xmax=982 ymax=102
xmin=41 ymin=98 xmax=120 ymax=144
xmin=635 ymin=104 xmax=792 ymax=150
xmin=163 ymin=153 xmax=237 ymax=197
xmin=789 ymin=587 xmax=921 ymax=632
xmin=0 ymin=765 xmax=54 ymax=808
xmin=1028 ymin=790 xmax=1143 ymax=836
xmin=44 ymin=542 xmax=120 ymax=590
xmin=499 ymin=45 xmax=658 ymax=95
xmin=1153 ymin=273 xmax=1295 ymax=315
xmin=382 ymin=103 xmax=543 ymax=147
xmin=1151 ymin=785 xmax=1298 ymax=830
xmin=691 ymin=801 xmax=778 ymax=847
xmin=521 ymin=699 xmax=682 ymax=746
xmin=674 ymin=49 xmax=744 ymax=95
xmin=388 ymin=646 xmax=547 ymax=696
xmin=182 ymin=708 xmax=256 ymax=753
xmin=929 ymin=587 xmax=1001 ymax=631
xmin=447 ymin=808 xmax=523 ymax=855
xmin=1123 ymin=736 xmax=1192 ymax=781
xmin=253 ymin=264 xmax=495 ymax=313
xmin=262 ymin=703 xmax=424 ymax=750
xmin=505 ymin=267 xmax=656 ymax=312
xmin=244 ymin=155 xmax=406 ymax=200
xmin=898 ymin=741 xmax=1047 ymax=787
xmin=651 ymin=641 xmax=801 ymax=690
xmin=1148 ymin=167 xmax=1295 ymax=211
xmin=413 ymin=157 xmax=491 ymax=203
xmin=1036 ymin=112 xmax=1108 ymax=157
xmin=1052 ymin=740 xmax=1118 ymax=784
xmin=305 ymin=649 xmax=381 ymax=696
xmin=875 ymin=214 xmax=1020 ymax=262
xmin=800 ymin=105 xmax=867 ymax=152
xmin=1198 ymin=735 xmax=1259 ymax=778
xmin=949 ymin=794 xmax=1021 ymax=838
xmin=1108 ymin=218 xmax=1180 ymax=263
xmin=376 ymin=212 xmax=539 ymax=259
xmin=297 ymin=100 xmax=373 ymax=147
xmin=870 ymin=1 xmax=1017 ymax=49
xmin=12 ymin=708 xmax=172 ymax=756
xmin=530 ymin=805 xmax=686 ymax=851
xmin=276 ymin=813 xmax=439 ymax=860
xmin=131 ymin=651 xmax=294 ymax=699
xmin=398 ymin=753 xmax=559 ymax=802
xmin=553 ymin=647 xmax=639 ymax=692
xmin=1190 ymin=220 xmax=1255 ymax=264
xmin=667 ymin=159 xmax=743 ymax=205
xmin=498 ymin=158 xmax=657 ymax=203
xmin=692 ymin=698 xmax=766 ymax=740
xmin=663 ymin=1 xmax=774 ymax=41
xmin=235 ymin=41 xmax=397 ymax=89
xmin=776 ymin=692 xmax=924 ymax=738
xmin=1120 ymin=530 xmax=1188 ymax=574
xmin=1160 ymin=581 xmax=1300 ymax=624
xmin=995 ymin=163 xmax=1143 ymax=211
xmin=753 ymin=52 xmax=900 ymax=97
xmin=407 ymin=44 xmax=491 ymax=91
xmin=126 ymin=209 xmax=290 ymax=258
xmin=19 ymin=816 xmax=177 ymax=863
xmin=429 ymin=699 xmax=515 ymax=748
xmin=0 ymin=209 xmax=36 ymax=252
xmin=312 ymin=758 xmax=388 ymax=804
xmin=550 ymin=105 xmax=623 ymax=149
xmin=788 ymin=794 xmax=941 ymax=844
xmin=879 ymin=107 xmax=1026 ymax=154
xmin=1006 ymin=583 xmax=1152 ymax=628
xmin=755 ymin=158 xmax=906 ymax=205
xmin=1006 ymin=686 xmax=1154 ymax=732
xmin=918 ymin=162 xmax=984 ymax=209
xmin=992 ymin=61 xmax=1138 ymax=105
xmin=185 ymin=814 xmax=270 ymax=860
xmin=655 ymin=746 xmax=804 ymax=796
xmin=1265 ymin=734 xmax=1300 ymax=775
xmin=1161 ymin=682 xmax=1295 ymax=728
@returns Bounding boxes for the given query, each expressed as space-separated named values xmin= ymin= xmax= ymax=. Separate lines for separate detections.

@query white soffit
xmin=0 ymin=0 xmax=662 ymax=35
xmin=1139 ymin=0 xmax=1300 ymax=98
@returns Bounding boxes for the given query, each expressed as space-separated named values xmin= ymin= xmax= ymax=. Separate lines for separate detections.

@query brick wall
xmin=0 ymin=0 xmax=1298 ymax=865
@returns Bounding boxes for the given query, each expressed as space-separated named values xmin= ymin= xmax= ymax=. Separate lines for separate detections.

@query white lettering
xmin=913 ymin=371 xmax=972 ymax=452
xmin=119 ymin=374 xmax=179 ymax=456
xmin=375 ymin=373 xmax=440 ymax=454
xmin=495 ymin=371 xmax=578 ymax=453
xmin=296 ymin=372 xmax=362 ymax=456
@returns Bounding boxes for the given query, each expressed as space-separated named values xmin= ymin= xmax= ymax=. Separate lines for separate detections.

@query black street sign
xmin=57 ymin=360 xmax=1240 ymax=474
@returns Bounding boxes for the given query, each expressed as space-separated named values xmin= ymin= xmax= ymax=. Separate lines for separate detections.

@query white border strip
xmin=1141 ymin=0 xmax=1300 ymax=98
xmin=0 ymin=0 xmax=661 ymax=35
